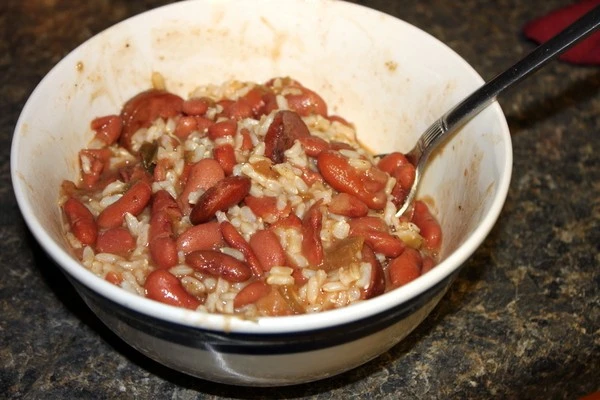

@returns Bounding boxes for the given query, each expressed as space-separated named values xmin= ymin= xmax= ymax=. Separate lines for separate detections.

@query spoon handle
xmin=420 ymin=5 xmax=600 ymax=160
xmin=397 ymin=5 xmax=600 ymax=217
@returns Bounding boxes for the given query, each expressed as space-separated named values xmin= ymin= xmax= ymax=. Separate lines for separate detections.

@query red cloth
xmin=522 ymin=0 xmax=600 ymax=65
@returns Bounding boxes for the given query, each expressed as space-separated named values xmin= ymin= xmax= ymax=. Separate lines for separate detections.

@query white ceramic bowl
xmin=11 ymin=0 xmax=512 ymax=386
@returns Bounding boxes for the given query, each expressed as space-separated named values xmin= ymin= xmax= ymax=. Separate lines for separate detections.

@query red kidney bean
xmin=178 ymin=159 xmax=225 ymax=214
xmin=226 ymin=98 xmax=254 ymax=120
xmin=360 ymin=244 xmax=385 ymax=299
xmin=91 ymin=115 xmax=122 ymax=145
xmin=328 ymin=193 xmax=369 ymax=217
xmin=233 ymin=280 xmax=270 ymax=308
xmin=96 ymin=227 xmax=135 ymax=256
xmin=195 ymin=116 xmax=214 ymax=134
xmin=149 ymin=211 xmax=178 ymax=269
xmin=105 ymin=271 xmax=123 ymax=285
xmin=377 ymin=152 xmax=416 ymax=206
xmin=182 ymin=97 xmax=211 ymax=116
xmin=269 ymin=213 xmax=303 ymax=232
xmin=150 ymin=235 xmax=178 ymax=270
xmin=390 ymin=163 xmax=416 ymax=206
xmin=377 ymin=152 xmax=411 ymax=175
xmin=62 ymin=197 xmax=97 ymax=245
xmin=239 ymin=86 xmax=279 ymax=118
xmin=317 ymin=150 xmax=387 ymax=210
xmin=348 ymin=216 xmax=387 ymax=233
xmin=388 ymin=247 xmax=422 ymax=287
xmin=265 ymin=77 xmax=327 ymax=117
xmin=261 ymin=90 xmax=279 ymax=116
xmin=240 ymin=128 xmax=253 ymax=151
xmin=412 ymin=201 xmax=442 ymax=251
xmin=298 ymin=166 xmax=324 ymax=187
xmin=291 ymin=267 xmax=307 ymax=285
xmin=301 ymin=200 xmax=324 ymax=266
xmin=390 ymin=181 xmax=408 ymax=208
xmin=327 ymin=115 xmax=353 ymax=127
xmin=79 ymin=148 xmax=112 ymax=189
xmin=185 ymin=250 xmax=252 ymax=282
xmin=152 ymin=159 xmax=168 ymax=182
xmin=216 ymin=99 xmax=235 ymax=119
xmin=213 ymin=144 xmax=236 ymax=176
xmin=174 ymin=115 xmax=198 ymax=139
xmin=297 ymin=136 xmax=329 ymax=158
xmin=364 ymin=167 xmax=389 ymax=193
xmin=264 ymin=110 xmax=310 ymax=164
xmin=348 ymin=216 xmax=405 ymax=257
xmin=120 ymin=89 xmax=184 ymax=151
xmin=285 ymin=87 xmax=328 ymax=117
xmin=144 ymin=269 xmax=201 ymax=310
xmin=354 ymin=230 xmax=405 ymax=258
xmin=208 ymin=119 xmax=237 ymax=141
xmin=244 ymin=195 xmax=291 ymax=223
xmin=393 ymin=163 xmax=416 ymax=190
xmin=152 ymin=190 xmax=182 ymax=220
xmin=240 ymin=87 xmax=266 ymax=116
xmin=178 ymin=162 xmax=192 ymax=186
xmin=97 ymin=181 xmax=152 ymax=229
xmin=220 ymin=221 xmax=263 ymax=277
xmin=421 ymin=255 xmax=436 ymax=274
xmin=249 ymin=229 xmax=287 ymax=272
xmin=183 ymin=159 xmax=226 ymax=191
xmin=329 ymin=141 xmax=353 ymax=151
xmin=189 ymin=176 xmax=251 ymax=224
xmin=176 ymin=221 xmax=224 ymax=254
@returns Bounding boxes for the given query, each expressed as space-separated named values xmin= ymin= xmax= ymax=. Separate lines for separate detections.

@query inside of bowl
xmin=12 ymin=0 xmax=510 ymax=312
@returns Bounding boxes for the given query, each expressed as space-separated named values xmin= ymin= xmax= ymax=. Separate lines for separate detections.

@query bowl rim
xmin=10 ymin=0 xmax=513 ymax=334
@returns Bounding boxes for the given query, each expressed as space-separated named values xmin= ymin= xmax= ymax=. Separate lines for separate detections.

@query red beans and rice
xmin=60 ymin=77 xmax=442 ymax=318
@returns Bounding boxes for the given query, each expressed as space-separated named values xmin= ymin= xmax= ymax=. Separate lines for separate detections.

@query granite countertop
xmin=1 ymin=0 xmax=598 ymax=398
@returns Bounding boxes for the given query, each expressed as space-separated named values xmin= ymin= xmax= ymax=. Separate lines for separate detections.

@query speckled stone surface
xmin=1 ymin=1 xmax=599 ymax=399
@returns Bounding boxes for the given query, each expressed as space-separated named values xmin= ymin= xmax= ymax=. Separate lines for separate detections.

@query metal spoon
xmin=394 ymin=5 xmax=600 ymax=217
